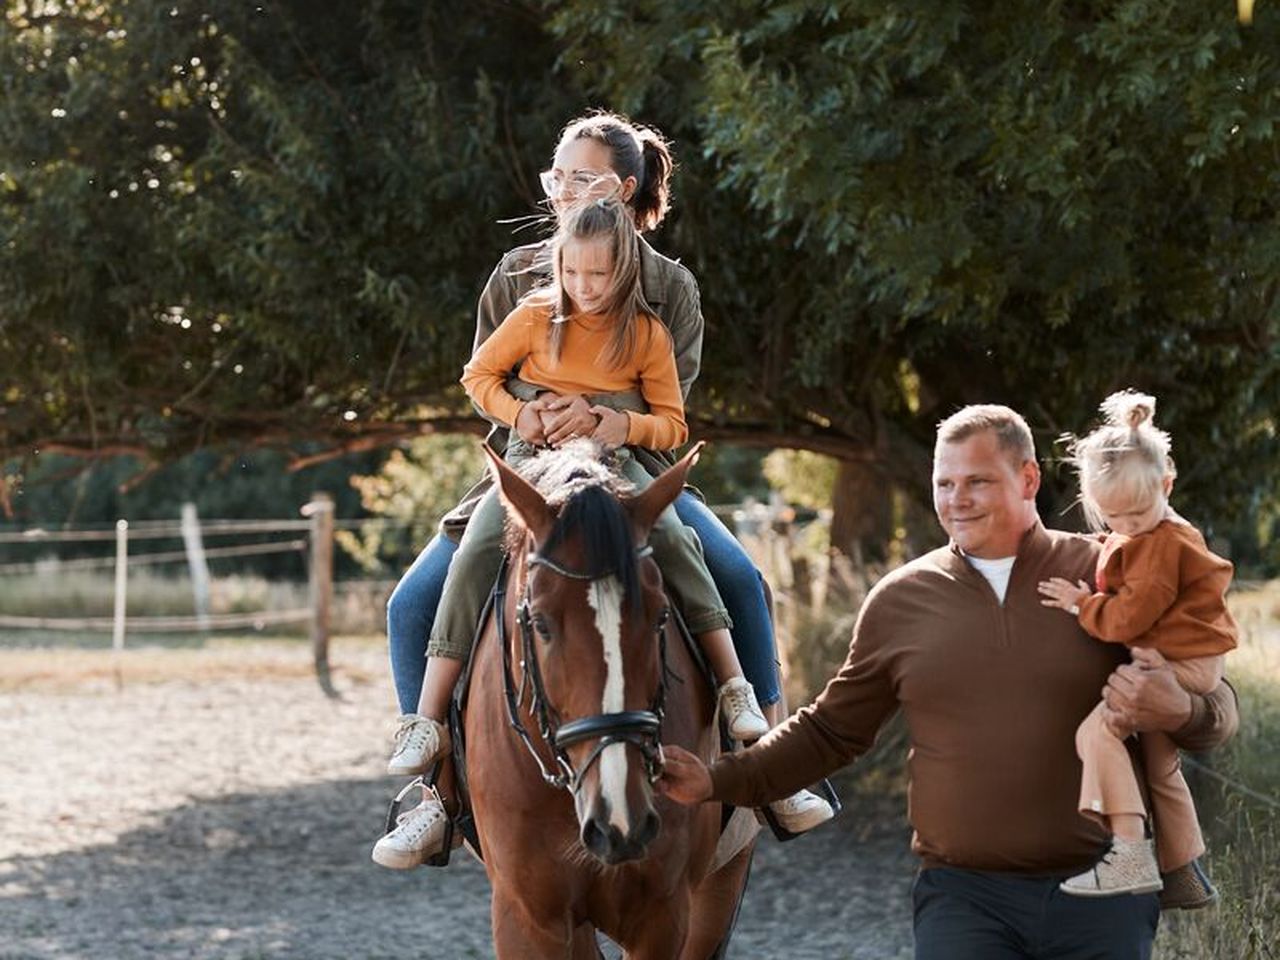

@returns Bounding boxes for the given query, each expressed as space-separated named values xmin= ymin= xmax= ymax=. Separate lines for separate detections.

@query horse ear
xmin=624 ymin=441 xmax=704 ymax=540
xmin=482 ymin=444 xmax=553 ymax=545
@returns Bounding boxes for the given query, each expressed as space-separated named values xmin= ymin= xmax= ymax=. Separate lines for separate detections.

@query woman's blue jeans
xmin=386 ymin=490 xmax=782 ymax=714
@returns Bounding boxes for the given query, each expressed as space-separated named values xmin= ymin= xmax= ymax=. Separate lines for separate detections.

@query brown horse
xmin=462 ymin=441 xmax=754 ymax=959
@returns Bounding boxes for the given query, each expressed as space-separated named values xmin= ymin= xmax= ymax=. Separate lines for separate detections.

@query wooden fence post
xmin=302 ymin=494 xmax=338 ymax=698
xmin=112 ymin=518 xmax=128 ymax=689
xmin=181 ymin=503 xmax=212 ymax=633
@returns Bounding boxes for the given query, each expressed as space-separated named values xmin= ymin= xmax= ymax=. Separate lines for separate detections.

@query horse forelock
xmin=540 ymin=486 xmax=642 ymax=611
xmin=501 ymin=444 xmax=642 ymax=610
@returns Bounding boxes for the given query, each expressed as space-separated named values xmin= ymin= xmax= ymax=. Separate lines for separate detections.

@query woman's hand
xmin=541 ymin=394 xmax=600 ymax=447
xmin=514 ymin=396 xmax=553 ymax=445
xmin=589 ymin=406 xmax=630 ymax=449
xmin=656 ymin=744 xmax=713 ymax=805
xmin=1037 ymin=577 xmax=1091 ymax=613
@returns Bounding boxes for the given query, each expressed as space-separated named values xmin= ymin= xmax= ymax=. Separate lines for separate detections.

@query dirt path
xmin=0 ymin=639 xmax=915 ymax=959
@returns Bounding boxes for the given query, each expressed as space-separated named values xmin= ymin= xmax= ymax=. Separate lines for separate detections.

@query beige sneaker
xmin=1060 ymin=838 xmax=1163 ymax=897
xmin=769 ymin=788 xmax=836 ymax=834
xmin=717 ymin=677 xmax=770 ymax=741
xmin=387 ymin=714 xmax=450 ymax=776
xmin=371 ymin=796 xmax=449 ymax=870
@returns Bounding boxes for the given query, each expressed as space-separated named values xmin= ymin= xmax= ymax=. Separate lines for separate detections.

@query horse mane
xmin=504 ymin=441 xmax=642 ymax=611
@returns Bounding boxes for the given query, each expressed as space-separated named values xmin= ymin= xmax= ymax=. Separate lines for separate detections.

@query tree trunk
xmin=829 ymin=459 xmax=893 ymax=563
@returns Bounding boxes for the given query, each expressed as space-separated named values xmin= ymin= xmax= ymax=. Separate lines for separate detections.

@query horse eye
xmin=532 ymin=614 xmax=553 ymax=639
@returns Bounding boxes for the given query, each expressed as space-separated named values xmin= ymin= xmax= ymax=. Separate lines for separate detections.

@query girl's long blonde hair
xmin=1069 ymin=390 xmax=1175 ymax=530
xmin=524 ymin=197 xmax=663 ymax=370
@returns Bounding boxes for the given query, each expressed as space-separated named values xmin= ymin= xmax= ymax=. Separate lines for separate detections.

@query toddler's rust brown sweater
xmin=1080 ymin=519 xmax=1238 ymax=659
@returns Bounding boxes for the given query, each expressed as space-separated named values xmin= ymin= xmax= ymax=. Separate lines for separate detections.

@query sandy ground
xmin=0 ymin=638 xmax=915 ymax=959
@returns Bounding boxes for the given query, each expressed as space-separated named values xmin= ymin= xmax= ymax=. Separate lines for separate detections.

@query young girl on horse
xmin=1038 ymin=391 xmax=1237 ymax=902
xmin=374 ymin=196 xmax=784 ymax=868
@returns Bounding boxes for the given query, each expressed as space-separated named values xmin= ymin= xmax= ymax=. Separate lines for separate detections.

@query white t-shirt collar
xmin=963 ymin=553 xmax=1016 ymax=604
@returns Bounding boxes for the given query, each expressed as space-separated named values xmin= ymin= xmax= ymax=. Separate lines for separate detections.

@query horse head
xmin=484 ymin=440 xmax=701 ymax=865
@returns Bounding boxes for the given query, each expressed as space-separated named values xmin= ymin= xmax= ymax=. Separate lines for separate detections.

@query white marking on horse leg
xmin=587 ymin=576 xmax=629 ymax=833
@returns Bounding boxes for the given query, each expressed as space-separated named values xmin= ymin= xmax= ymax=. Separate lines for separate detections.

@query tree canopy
xmin=2 ymin=1 xmax=576 ymax=478
xmin=4 ymin=1 xmax=1278 ymax=541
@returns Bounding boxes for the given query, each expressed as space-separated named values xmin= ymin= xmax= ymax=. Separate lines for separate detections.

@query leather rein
xmin=498 ymin=544 xmax=670 ymax=796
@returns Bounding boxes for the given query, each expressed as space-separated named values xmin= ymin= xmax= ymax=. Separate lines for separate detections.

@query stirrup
xmin=382 ymin=762 xmax=457 ymax=869
xmin=758 ymin=778 xmax=843 ymax=843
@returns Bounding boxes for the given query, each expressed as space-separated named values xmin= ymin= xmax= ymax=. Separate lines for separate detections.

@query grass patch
xmin=0 ymin=570 xmax=394 ymax=641
xmin=0 ymin=569 xmax=308 ymax=619
xmin=1154 ymin=594 xmax=1280 ymax=959
xmin=0 ymin=633 xmax=386 ymax=692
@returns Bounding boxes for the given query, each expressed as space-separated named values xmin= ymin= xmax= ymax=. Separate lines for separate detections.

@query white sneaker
xmin=387 ymin=714 xmax=450 ymax=776
xmin=769 ymin=788 xmax=836 ymax=834
xmin=717 ymin=677 xmax=770 ymax=741
xmin=371 ymin=797 xmax=449 ymax=870
xmin=1060 ymin=838 xmax=1163 ymax=897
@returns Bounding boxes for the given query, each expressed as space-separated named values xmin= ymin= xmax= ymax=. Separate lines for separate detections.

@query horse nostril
xmin=635 ymin=809 xmax=660 ymax=847
xmin=581 ymin=817 xmax=609 ymax=857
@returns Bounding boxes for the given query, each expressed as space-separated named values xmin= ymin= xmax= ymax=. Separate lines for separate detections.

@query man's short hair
xmin=936 ymin=404 xmax=1037 ymax=466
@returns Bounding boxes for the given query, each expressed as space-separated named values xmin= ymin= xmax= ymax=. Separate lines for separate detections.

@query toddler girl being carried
xmin=1039 ymin=390 xmax=1237 ymax=901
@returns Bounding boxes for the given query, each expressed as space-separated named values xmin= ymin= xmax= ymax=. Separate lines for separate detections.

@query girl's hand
xmin=655 ymin=744 xmax=713 ymax=805
xmin=542 ymin=394 xmax=600 ymax=447
xmin=1037 ymin=577 xmax=1091 ymax=613
xmin=589 ymin=406 xmax=629 ymax=449
xmin=515 ymin=397 xmax=553 ymax=445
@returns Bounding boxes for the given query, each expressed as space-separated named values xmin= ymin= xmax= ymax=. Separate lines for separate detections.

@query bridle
xmin=498 ymin=543 xmax=671 ymax=796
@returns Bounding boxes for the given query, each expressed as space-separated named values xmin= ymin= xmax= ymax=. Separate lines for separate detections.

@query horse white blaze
xmin=587 ymin=575 xmax=629 ymax=832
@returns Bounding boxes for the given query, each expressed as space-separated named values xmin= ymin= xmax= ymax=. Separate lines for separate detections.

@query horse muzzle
xmin=580 ymin=801 xmax=661 ymax=865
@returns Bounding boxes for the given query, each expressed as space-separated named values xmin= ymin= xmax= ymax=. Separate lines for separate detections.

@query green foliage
xmin=3 ymin=1 xmax=1280 ymax=567
xmin=686 ymin=443 xmax=770 ymax=505
xmin=763 ymin=449 xmax=838 ymax=510
xmin=336 ymin=433 xmax=484 ymax=572
xmin=547 ymin=0 xmax=1280 ymax=556
xmin=1 ymin=0 xmax=574 ymax=461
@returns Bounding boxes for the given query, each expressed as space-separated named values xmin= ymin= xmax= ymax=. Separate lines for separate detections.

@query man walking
xmin=659 ymin=405 xmax=1237 ymax=959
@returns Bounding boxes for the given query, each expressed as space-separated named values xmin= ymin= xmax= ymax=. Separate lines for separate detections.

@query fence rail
xmin=0 ymin=519 xmax=314 ymax=543
xmin=0 ymin=538 xmax=308 ymax=576
xmin=0 ymin=499 xmax=339 ymax=695
xmin=0 ymin=516 xmax=406 ymax=543
xmin=0 ymin=608 xmax=312 ymax=633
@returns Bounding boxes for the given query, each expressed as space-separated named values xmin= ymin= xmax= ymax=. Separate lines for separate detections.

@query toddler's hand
xmin=1037 ymin=577 xmax=1091 ymax=613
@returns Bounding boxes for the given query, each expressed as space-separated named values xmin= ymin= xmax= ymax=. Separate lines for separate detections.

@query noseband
xmin=498 ymin=545 xmax=670 ymax=796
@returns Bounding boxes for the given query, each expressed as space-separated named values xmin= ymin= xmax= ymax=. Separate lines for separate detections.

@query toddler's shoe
xmin=1060 ymin=837 xmax=1163 ymax=897
xmin=717 ymin=677 xmax=770 ymax=741
xmin=1159 ymin=858 xmax=1218 ymax=911
xmin=387 ymin=713 xmax=451 ymax=776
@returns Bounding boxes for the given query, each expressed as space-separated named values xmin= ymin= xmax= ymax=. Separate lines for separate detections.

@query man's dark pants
xmin=913 ymin=867 xmax=1160 ymax=959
